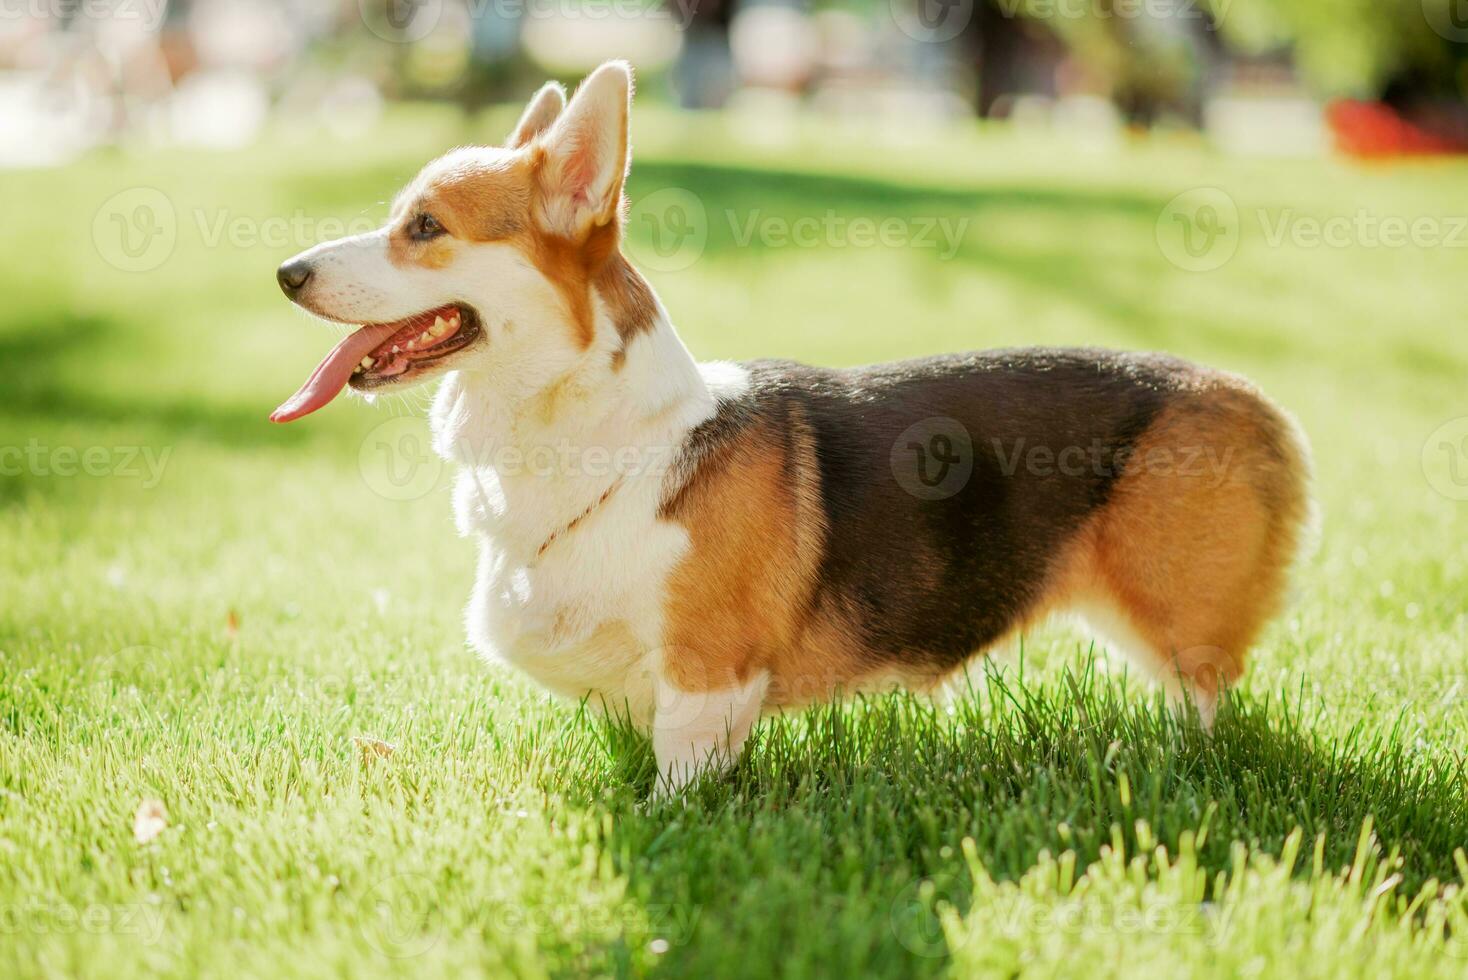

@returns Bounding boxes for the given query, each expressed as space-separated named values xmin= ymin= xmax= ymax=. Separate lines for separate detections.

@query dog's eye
xmin=409 ymin=213 xmax=445 ymax=241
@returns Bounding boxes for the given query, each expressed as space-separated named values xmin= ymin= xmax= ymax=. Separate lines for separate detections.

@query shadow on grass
xmin=0 ymin=314 xmax=320 ymax=455
xmin=552 ymin=661 xmax=1468 ymax=976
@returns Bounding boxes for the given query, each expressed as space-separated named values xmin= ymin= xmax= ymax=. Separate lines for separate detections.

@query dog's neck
xmin=429 ymin=300 xmax=715 ymax=556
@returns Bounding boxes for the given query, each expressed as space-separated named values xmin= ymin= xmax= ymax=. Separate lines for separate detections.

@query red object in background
xmin=1326 ymin=100 xmax=1468 ymax=157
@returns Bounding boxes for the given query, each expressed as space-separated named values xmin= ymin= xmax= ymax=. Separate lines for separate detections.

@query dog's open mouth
xmin=349 ymin=304 xmax=481 ymax=391
xmin=270 ymin=303 xmax=481 ymax=423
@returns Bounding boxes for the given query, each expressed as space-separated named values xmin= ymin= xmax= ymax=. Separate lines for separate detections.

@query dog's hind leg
xmin=1067 ymin=380 xmax=1314 ymax=726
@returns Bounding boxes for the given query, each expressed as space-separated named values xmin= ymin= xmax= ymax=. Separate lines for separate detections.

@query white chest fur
xmin=453 ymin=466 xmax=689 ymax=726
xmin=430 ymin=323 xmax=747 ymax=729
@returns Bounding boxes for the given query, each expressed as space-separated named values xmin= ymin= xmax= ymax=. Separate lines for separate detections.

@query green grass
xmin=3 ymin=104 xmax=1468 ymax=978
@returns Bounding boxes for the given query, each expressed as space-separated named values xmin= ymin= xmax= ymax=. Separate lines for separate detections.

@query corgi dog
xmin=273 ymin=62 xmax=1313 ymax=791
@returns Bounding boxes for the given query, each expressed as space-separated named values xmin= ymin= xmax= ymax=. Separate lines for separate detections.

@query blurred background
xmin=4 ymin=0 xmax=1468 ymax=165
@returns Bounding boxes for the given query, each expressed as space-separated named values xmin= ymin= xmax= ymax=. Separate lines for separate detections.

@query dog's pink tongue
xmin=270 ymin=322 xmax=402 ymax=423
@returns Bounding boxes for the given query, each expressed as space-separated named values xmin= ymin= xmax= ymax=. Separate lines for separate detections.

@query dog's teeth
xmin=447 ymin=314 xmax=460 ymax=329
xmin=430 ymin=316 xmax=448 ymax=337
xmin=418 ymin=331 xmax=433 ymax=344
xmin=359 ymin=356 xmax=374 ymax=369
xmin=391 ymin=345 xmax=401 ymax=353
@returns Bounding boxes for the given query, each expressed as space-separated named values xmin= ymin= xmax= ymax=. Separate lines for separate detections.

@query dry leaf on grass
xmin=352 ymin=736 xmax=396 ymax=764
xmin=133 ymin=799 xmax=167 ymax=844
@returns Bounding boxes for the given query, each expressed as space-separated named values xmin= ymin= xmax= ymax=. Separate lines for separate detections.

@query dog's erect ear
xmin=507 ymin=81 xmax=566 ymax=149
xmin=535 ymin=60 xmax=632 ymax=237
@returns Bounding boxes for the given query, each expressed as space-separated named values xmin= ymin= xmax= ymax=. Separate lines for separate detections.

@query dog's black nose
xmin=276 ymin=259 xmax=313 ymax=297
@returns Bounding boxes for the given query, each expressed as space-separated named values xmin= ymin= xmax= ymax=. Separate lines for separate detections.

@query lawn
xmin=2 ymin=104 xmax=1467 ymax=979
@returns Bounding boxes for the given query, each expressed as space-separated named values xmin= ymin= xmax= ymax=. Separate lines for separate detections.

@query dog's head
xmin=271 ymin=61 xmax=642 ymax=423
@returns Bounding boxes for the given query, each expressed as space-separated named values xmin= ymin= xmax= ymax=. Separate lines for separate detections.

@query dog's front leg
xmin=651 ymin=670 xmax=768 ymax=796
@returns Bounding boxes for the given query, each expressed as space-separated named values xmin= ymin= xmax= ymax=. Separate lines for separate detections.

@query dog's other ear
xmin=507 ymin=81 xmax=567 ymax=148
xmin=535 ymin=60 xmax=632 ymax=238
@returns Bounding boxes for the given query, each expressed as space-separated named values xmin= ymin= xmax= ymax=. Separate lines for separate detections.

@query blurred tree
xmin=1207 ymin=0 xmax=1468 ymax=101
xmin=970 ymin=0 xmax=1466 ymax=129
xmin=966 ymin=0 xmax=1219 ymax=125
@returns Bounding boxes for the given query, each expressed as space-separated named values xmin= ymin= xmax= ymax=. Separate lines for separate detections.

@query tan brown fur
xmin=424 ymin=158 xmax=531 ymax=243
xmin=384 ymin=141 xmax=656 ymax=353
xmin=520 ymin=218 xmax=656 ymax=351
xmin=659 ymin=408 xmax=857 ymax=699
xmin=1056 ymin=374 xmax=1312 ymax=697
xmin=594 ymin=245 xmax=659 ymax=353
xmin=526 ymin=224 xmax=601 ymax=349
